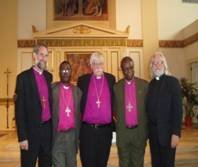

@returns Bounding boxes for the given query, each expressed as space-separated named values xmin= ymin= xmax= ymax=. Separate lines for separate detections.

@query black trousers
xmin=20 ymin=121 xmax=52 ymax=167
xmin=80 ymin=123 xmax=112 ymax=167
xmin=149 ymin=126 xmax=176 ymax=167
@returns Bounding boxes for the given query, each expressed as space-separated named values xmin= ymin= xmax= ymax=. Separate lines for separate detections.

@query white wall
xmin=183 ymin=20 xmax=198 ymax=62
xmin=18 ymin=0 xmax=142 ymax=39
xmin=185 ymin=42 xmax=198 ymax=62
xmin=182 ymin=20 xmax=198 ymax=38
xmin=157 ymin=0 xmax=198 ymax=39
xmin=17 ymin=0 xmax=198 ymax=40
xmin=116 ymin=0 xmax=142 ymax=39
xmin=18 ymin=0 xmax=46 ymax=39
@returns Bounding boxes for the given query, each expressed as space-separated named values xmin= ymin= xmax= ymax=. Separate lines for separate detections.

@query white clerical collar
xmin=155 ymin=74 xmax=165 ymax=81
xmin=126 ymin=81 xmax=132 ymax=85
xmin=33 ymin=67 xmax=43 ymax=75
xmin=63 ymin=85 xmax=70 ymax=90
xmin=94 ymin=74 xmax=104 ymax=80
xmin=155 ymin=76 xmax=160 ymax=80
xmin=125 ymin=78 xmax=134 ymax=85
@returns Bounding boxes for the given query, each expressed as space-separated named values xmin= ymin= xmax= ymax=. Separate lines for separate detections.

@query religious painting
xmin=65 ymin=52 xmax=92 ymax=83
xmin=54 ymin=0 xmax=108 ymax=20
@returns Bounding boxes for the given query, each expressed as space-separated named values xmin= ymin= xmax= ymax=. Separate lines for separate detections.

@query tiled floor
xmin=0 ymin=126 xmax=198 ymax=167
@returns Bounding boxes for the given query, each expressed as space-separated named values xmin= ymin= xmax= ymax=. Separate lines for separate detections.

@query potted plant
xmin=180 ymin=78 xmax=198 ymax=127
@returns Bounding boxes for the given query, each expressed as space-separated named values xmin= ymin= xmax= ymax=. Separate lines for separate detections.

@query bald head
xmin=59 ymin=61 xmax=72 ymax=84
xmin=121 ymin=56 xmax=133 ymax=69
xmin=121 ymin=56 xmax=134 ymax=81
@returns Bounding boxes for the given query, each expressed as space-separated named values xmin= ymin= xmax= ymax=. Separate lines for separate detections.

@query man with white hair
xmin=146 ymin=52 xmax=183 ymax=167
xmin=77 ymin=52 xmax=115 ymax=167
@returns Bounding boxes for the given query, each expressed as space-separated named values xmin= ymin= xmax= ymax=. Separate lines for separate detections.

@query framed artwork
xmin=54 ymin=0 xmax=108 ymax=20
xmin=65 ymin=52 xmax=92 ymax=83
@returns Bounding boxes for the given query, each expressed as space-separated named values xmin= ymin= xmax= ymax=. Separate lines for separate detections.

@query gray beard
xmin=94 ymin=69 xmax=103 ymax=76
xmin=153 ymin=70 xmax=164 ymax=77
xmin=37 ymin=61 xmax=46 ymax=71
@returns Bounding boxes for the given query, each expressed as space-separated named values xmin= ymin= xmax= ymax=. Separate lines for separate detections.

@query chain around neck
xmin=93 ymin=74 xmax=104 ymax=100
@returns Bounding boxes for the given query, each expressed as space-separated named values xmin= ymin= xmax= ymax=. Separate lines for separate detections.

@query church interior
xmin=0 ymin=0 xmax=198 ymax=166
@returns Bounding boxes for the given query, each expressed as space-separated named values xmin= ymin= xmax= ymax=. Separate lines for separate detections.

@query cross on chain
xmin=41 ymin=96 xmax=46 ymax=109
xmin=127 ymin=102 xmax=133 ymax=112
xmin=65 ymin=107 xmax=71 ymax=117
xmin=96 ymin=99 xmax=101 ymax=108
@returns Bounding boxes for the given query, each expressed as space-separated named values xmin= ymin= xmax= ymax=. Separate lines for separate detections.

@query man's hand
xmin=19 ymin=140 xmax=29 ymax=150
xmin=171 ymin=134 xmax=180 ymax=148
xmin=113 ymin=115 xmax=117 ymax=123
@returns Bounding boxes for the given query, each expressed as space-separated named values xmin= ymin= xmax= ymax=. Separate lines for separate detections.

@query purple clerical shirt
xmin=83 ymin=74 xmax=112 ymax=124
xmin=124 ymin=80 xmax=138 ymax=127
xmin=33 ymin=69 xmax=51 ymax=122
xmin=58 ymin=84 xmax=75 ymax=131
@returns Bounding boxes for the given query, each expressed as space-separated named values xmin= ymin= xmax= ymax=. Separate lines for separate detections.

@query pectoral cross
xmin=127 ymin=102 xmax=133 ymax=112
xmin=65 ymin=107 xmax=71 ymax=117
xmin=96 ymin=99 xmax=101 ymax=108
xmin=41 ymin=96 xmax=46 ymax=109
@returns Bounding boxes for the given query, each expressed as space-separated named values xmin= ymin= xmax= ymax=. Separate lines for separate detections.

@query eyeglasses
xmin=152 ymin=61 xmax=164 ymax=66
xmin=60 ymin=69 xmax=71 ymax=74
xmin=92 ymin=62 xmax=103 ymax=66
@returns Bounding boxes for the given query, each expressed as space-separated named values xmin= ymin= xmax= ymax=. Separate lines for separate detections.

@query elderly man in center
xmin=77 ymin=52 xmax=115 ymax=167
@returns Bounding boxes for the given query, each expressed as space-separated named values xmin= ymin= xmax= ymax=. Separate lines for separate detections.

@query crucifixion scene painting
xmin=54 ymin=0 xmax=108 ymax=20
xmin=65 ymin=52 xmax=92 ymax=82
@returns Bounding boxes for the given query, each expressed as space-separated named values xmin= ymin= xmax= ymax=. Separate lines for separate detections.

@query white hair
xmin=149 ymin=51 xmax=170 ymax=78
xmin=90 ymin=52 xmax=104 ymax=65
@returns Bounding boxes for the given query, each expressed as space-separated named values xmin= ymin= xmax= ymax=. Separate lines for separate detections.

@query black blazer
xmin=146 ymin=75 xmax=183 ymax=146
xmin=77 ymin=72 xmax=115 ymax=116
xmin=15 ymin=67 xmax=53 ymax=142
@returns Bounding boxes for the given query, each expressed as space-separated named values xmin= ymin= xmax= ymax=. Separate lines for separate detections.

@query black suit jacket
xmin=15 ymin=67 xmax=53 ymax=142
xmin=146 ymin=75 xmax=183 ymax=146
xmin=77 ymin=72 xmax=115 ymax=118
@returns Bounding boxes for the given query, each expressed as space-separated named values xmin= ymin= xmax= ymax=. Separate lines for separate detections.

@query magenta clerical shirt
xmin=83 ymin=74 xmax=111 ymax=124
xmin=58 ymin=84 xmax=75 ymax=132
xmin=33 ymin=69 xmax=51 ymax=122
xmin=124 ymin=80 xmax=138 ymax=127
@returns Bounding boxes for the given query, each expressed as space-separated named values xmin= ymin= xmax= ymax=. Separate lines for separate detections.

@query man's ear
xmin=32 ymin=53 xmax=36 ymax=61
